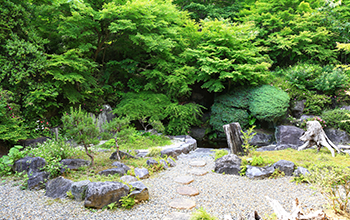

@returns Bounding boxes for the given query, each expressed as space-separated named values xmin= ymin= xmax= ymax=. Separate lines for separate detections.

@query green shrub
xmin=212 ymin=149 xmax=228 ymax=161
xmin=241 ymin=126 xmax=257 ymax=155
xmin=304 ymin=93 xmax=332 ymax=115
xmin=322 ymin=109 xmax=350 ymax=133
xmin=0 ymin=145 xmax=25 ymax=176
xmin=147 ymin=147 xmax=162 ymax=157
xmin=314 ymin=66 xmax=349 ymax=95
xmin=283 ymin=64 xmax=323 ymax=91
xmin=249 ymin=85 xmax=290 ymax=124
xmin=190 ymin=207 xmax=218 ymax=220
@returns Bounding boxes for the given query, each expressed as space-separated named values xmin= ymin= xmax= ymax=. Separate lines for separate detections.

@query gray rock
xmin=340 ymin=105 xmax=350 ymax=111
xmin=256 ymin=144 xmax=298 ymax=152
xmin=112 ymin=162 xmax=130 ymax=172
xmin=249 ymin=132 xmax=274 ymax=147
xmin=27 ymin=170 xmax=49 ymax=190
xmin=214 ymin=154 xmax=242 ymax=175
xmin=293 ymin=166 xmax=310 ymax=177
xmin=98 ymin=168 xmax=126 ymax=176
xmin=84 ymin=182 xmax=129 ymax=209
xmin=134 ymin=168 xmax=149 ymax=179
xmin=120 ymin=175 xmax=138 ymax=183
xmin=275 ymin=125 xmax=305 ymax=147
xmin=159 ymin=159 xmax=168 ymax=169
xmin=97 ymin=104 xmax=115 ymax=132
xmin=291 ymin=100 xmax=306 ymax=118
xmin=324 ymin=128 xmax=350 ymax=145
xmin=246 ymin=165 xmax=275 ymax=179
xmin=71 ymin=180 xmax=90 ymax=201
xmin=129 ymin=181 xmax=149 ymax=201
xmin=60 ymin=159 xmax=90 ymax=173
xmin=13 ymin=157 xmax=46 ymax=173
xmin=273 ymin=160 xmax=295 ymax=176
xmin=167 ymin=157 xmax=176 ymax=167
xmin=146 ymin=159 xmax=159 ymax=166
xmin=190 ymin=127 xmax=206 ymax=141
xmin=161 ymin=136 xmax=197 ymax=159
xmin=110 ymin=150 xmax=136 ymax=160
xmin=45 ymin=176 xmax=73 ymax=199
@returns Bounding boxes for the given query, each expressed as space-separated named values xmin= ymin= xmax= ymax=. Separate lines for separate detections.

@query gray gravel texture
xmin=0 ymin=149 xmax=327 ymax=220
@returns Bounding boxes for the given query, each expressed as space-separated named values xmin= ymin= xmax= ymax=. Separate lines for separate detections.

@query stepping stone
xmin=174 ymin=176 xmax=194 ymax=185
xmin=163 ymin=212 xmax=191 ymax=220
xmin=188 ymin=169 xmax=208 ymax=176
xmin=169 ymin=198 xmax=196 ymax=210
xmin=177 ymin=186 xmax=199 ymax=196
xmin=189 ymin=161 xmax=206 ymax=167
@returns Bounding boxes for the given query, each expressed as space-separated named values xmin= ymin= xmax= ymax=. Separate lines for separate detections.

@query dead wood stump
xmin=298 ymin=121 xmax=341 ymax=157
xmin=223 ymin=122 xmax=244 ymax=155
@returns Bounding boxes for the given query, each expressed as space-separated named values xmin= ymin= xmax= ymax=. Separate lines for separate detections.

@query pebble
xmin=0 ymin=149 xmax=327 ymax=219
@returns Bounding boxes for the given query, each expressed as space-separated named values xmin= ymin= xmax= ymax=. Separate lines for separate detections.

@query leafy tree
xmin=62 ymin=106 xmax=99 ymax=166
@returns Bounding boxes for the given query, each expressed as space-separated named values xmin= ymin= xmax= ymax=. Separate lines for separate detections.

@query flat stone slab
xmin=177 ymin=186 xmax=199 ymax=196
xmin=174 ymin=176 xmax=194 ymax=185
xmin=189 ymin=161 xmax=206 ymax=167
xmin=188 ymin=169 xmax=208 ymax=176
xmin=169 ymin=198 xmax=196 ymax=210
xmin=163 ymin=212 xmax=191 ymax=220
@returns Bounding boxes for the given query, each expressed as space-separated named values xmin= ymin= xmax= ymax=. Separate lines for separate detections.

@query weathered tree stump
xmin=298 ymin=121 xmax=341 ymax=157
xmin=266 ymin=196 xmax=327 ymax=220
xmin=223 ymin=122 xmax=244 ymax=155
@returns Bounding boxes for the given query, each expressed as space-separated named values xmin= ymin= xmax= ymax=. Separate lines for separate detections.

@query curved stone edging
xmin=160 ymin=136 xmax=197 ymax=159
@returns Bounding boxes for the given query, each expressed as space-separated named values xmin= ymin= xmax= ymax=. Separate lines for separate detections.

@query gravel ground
xmin=0 ymin=149 xmax=327 ymax=220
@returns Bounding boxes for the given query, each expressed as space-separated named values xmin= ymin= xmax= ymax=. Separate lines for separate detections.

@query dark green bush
xmin=304 ymin=94 xmax=332 ymax=115
xmin=249 ymin=85 xmax=290 ymax=124
xmin=314 ymin=67 xmax=349 ymax=95
xmin=283 ymin=64 xmax=323 ymax=91
xmin=321 ymin=109 xmax=350 ymax=133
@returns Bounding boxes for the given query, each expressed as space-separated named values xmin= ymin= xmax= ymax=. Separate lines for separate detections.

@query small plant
xmin=241 ymin=126 xmax=257 ymax=155
xmin=66 ymin=190 xmax=74 ymax=199
xmin=322 ymin=109 xmax=350 ymax=133
xmin=147 ymin=147 xmax=162 ymax=157
xmin=119 ymin=193 xmax=136 ymax=209
xmin=269 ymin=168 xmax=285 ymax=179
xmin=212 ymin=149 xmax=228 ymax=161
xmin=0 ymin=145 xmax=25 ymax=176
xmin=190 ymin=207 xmax=218 ymax=220
xmin=62 ymin=106 xmax=100 ymax=166
xmin=306 ymin=166 xmax=350 ymax=215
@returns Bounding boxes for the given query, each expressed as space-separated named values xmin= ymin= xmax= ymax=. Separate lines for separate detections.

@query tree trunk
xmin=83 ymin=142 xmax=94 ymax=167
xmin=298 ymin=121 xmax=341 ymax=157
xmin=223 ymin=122 xmax=244 ymax=155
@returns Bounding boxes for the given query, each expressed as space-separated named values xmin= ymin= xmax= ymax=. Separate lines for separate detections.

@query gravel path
xmin=0 ymin=149 xmax=327 ymax=220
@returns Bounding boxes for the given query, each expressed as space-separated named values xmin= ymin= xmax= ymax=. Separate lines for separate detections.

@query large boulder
xmin=134 ymin=168 xmax=150 ymax=179
xmin=249 ymin=131 xmax=274 ymax=147
xmin=60 ymin=159 xmax=90 ymax=173
xmin=190 ymin=127 xmax=206 ymax=141
xmin=13 ymin=157 xmax=46 ymax=173
xmin=45 ymin=176 xmax=73 ymax=199
xmin=27 ymin=170 xmax=49 ymax=190
xmin=129 ymin=181 xmax=149 ymax=202
xmin=84 ymin=182 xmax=129 ymax=209
xmin=273 ymin=160 xmax=295 ymax=176
xmin=98 ymin=168 xmax=126 ymax=176
xmin=97 ymin=104 xmax=115 ymax=132
xmin=291 ymin=100 xmax=306 ymax=118
xmin=324 ymin=128 xmax=350 ymax=145
xmin=120 ymin=175 xmax=138 ymax=183
xmin=214 ymin=154 xmax=242 ymax=175
xmin=71 ymin=180 xmax=90 ymax=201
xmin=275 ymin=125 xmax=304 ymax=148
xmin=246 ymin=165 xmax=275 ymax=179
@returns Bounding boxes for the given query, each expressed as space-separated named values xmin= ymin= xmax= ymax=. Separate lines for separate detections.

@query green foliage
xmin=241 ymin=126 xmax=257 ymax=155
xmin=66 ymin=190 xmax=74 ymax=200
xmin=0 ymin=88 xmax=28 ymax=144
xmin=61 ymin=106 xmax=100 ymax=166
xmin=269 ymin=168 xmax=285 ymax=179
xmin=21 ymin=139 xmax=83 ymax=178
xmin=249 ymin=85 xmax=290 ymax=124
xmin=114 ymin=92 xmax=203 ymax=135
xmin=190 ymin=207 xmax=218 ymax=220
xmin=314 ymin=67 xmax=349 ymax=95
xmin=306 ymin=166 xmax=350 ymax=214
xmin=283 ymin=64 xmax=323 ymax=90
xmin=120 ymin=193 xmax=136 ymax=209
xmin=322 ymin=109 xmax=350 ymax=133
xmin=0 ymin=145 xmax=24 ymax=176
xmin=304 ymin=93 xmax=332 ymax=115
xmin=212 ymin=149 xmax=228 ymax=161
